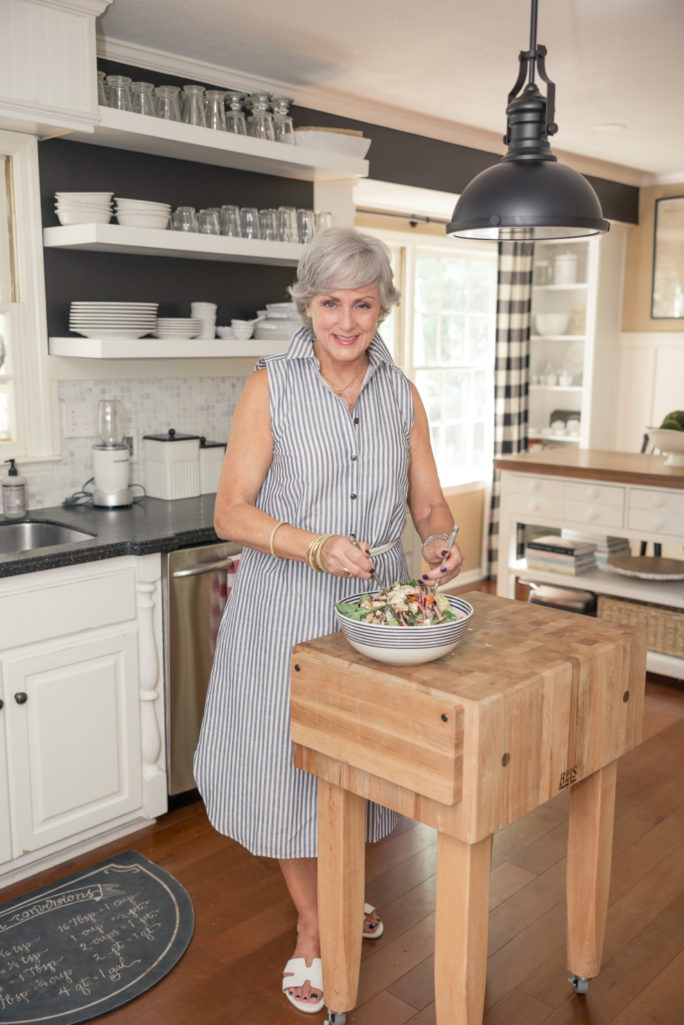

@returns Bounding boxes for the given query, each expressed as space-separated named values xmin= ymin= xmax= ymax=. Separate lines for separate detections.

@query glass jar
xmin=131 ymin=81 xmax=157 ymax=116
xmin=155 ymin=84 xmax=182 ymax=121
xmin=106 ymin=75 xmax=132 ymax=111
xmin=205 ymin=90 xmax=227 ymax=131
xmin=271 ymin=96 xmax=295 ymax=144
xmin=182 ymin=84 xmax=207 ymax=127
xmin=225 ymin=92 xmax=247 ymax=135
xmin=97 ymin=70 xmax=108 ymax=106
xmin=246 ymin=92 xmax=275 ymax=141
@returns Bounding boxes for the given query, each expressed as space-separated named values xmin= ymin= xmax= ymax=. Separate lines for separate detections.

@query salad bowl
xmin=335 ymin=588 xmax=474 ymax=666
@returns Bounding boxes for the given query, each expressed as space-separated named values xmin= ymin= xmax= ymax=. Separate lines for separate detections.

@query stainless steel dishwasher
xmin=163 ymin=539 xmax=240 ymax=795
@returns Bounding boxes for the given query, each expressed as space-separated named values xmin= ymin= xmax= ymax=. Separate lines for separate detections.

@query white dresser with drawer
xmin=495 ymin=449 xmax=684 ymax=679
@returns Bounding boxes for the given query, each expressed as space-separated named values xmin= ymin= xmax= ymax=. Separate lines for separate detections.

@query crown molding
xmin=97 ymin=34 xmax=650 ymax=189
xmin=29 ymin=0 xmax=111 ymax=15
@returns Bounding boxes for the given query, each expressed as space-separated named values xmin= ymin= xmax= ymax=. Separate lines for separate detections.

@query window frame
xmin=360 ymin=225 xmax=497 ymax=488
xmin=0 ymin=128 xmax=58 ymax=463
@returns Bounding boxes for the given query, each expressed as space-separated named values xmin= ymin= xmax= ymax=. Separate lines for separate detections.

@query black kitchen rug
xmin=0 ymin=850 xmax=194 ymax=1024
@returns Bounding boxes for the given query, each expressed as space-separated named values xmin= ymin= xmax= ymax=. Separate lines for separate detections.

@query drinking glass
xmin=171 ymin=206 xmax=198 ymax=232
xmin=314 ymin=210 xmax=333 ymax=234
xmin=197 ymin=208 xmax=221 ymax=235
xmin=259 ymin=208 xmax=277 ymax=241
xmin=106 ymin=75 xmax=132 ymax=111
xmin=271 ymin=96 xmax=295 ymax=144
xmin=240 ymin=207 xmax=261 ymax=239
xmin=131 ymin=81 xmax=157 ymax=116
xmin=225 ymin=92 xmax=247 ymax=135
xmin=182 ymin=84 xmax=207 ymax=127
xmin=97 ymin=70 xmax=108 ymax=106
xmin=246 ymin=92 xmax=275 ymax=141
xmin=205 ymin=90 xmax=227 ymax=131
xmin=155 ymin=84 xmax=182 ymax=121
xmin=220 ymin=205 xmax=242 ymax=237
xmin=297 ymin=208 xmax=315 ymax=244
xmin=276 ymin=206 xmax=298 ymax=243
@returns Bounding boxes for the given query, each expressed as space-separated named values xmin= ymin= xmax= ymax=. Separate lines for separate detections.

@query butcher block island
xmin=290 ymin=591 xmax=646 ymax=1025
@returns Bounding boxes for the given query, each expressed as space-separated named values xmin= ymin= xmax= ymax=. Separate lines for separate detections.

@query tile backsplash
xmin=23 ymin=374 xmax=247 ymax=509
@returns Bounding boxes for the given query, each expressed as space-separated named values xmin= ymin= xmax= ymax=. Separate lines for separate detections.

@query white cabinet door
xmin=4 ymin=629 xmax=141 ymax=854
xmin=0 ymin=685 xmax=12 ymax=864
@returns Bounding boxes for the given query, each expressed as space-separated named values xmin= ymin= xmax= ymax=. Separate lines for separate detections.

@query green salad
xmin=337 ymin=579 xmax=461 ymax=627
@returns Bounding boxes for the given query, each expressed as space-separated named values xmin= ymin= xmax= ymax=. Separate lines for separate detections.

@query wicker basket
xmin=597 ymin=595 xmax=684 ymax=657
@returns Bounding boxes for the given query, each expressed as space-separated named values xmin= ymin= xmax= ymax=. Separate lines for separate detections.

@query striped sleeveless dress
xmin=193 ymin=326 xmax=414 ymax=858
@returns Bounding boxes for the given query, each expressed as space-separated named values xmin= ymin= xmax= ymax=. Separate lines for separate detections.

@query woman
xmin=194 ymin=227 xmax=463 ymax=1013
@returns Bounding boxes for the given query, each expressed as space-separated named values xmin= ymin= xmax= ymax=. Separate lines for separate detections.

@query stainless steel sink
xmin=0 ymin=519 xmax=97 ymax=555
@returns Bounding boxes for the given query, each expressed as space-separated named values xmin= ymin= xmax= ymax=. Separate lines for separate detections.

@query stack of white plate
xmin=69 ymin=302 xmax=159 ymax=339
xmin=114 ymin=197 xmax=171 ymax=229
xmin=55 ymin=192 xmax=113 ymax=226
xmin=154 ymin=318 xmax=202 ymax=340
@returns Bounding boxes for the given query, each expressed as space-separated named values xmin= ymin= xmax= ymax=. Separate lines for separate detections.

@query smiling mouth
xmin=333 ymin=333 xmax=359 ymax=343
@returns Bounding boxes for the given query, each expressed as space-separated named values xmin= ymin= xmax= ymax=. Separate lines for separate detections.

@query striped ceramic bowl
xmin=334 ymin=591 xmax=474 ymax=666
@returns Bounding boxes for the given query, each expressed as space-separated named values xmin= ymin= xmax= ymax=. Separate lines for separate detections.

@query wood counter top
xmin=494 ymin=448 xmax=684 ymax=489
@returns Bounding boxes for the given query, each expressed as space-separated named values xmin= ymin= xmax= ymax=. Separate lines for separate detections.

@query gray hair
xmin=289 ymin=227 xmax=401 ymax=331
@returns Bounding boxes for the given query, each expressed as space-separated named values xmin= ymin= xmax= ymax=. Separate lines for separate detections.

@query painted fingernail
xmin=365 ymin=548 xmax=371 ymax=555
xmin=421 ymin=574 xmax=429 ymax=580
xmin=440 ymin=566 xmax=447 ymax=573
xmin=369 ymin=565 xmax=375 ymax=572
xmin=441 ymin=549 xmax=448 ymax=556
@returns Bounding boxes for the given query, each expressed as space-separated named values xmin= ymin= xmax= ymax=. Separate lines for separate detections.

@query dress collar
xmin=286 ymin=325 xmax=394 ymax=368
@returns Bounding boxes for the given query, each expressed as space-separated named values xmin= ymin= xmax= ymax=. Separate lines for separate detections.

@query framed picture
xmin=651 ymin=196 xmax=684 ymax=318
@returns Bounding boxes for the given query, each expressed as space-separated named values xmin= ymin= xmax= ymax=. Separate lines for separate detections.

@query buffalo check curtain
xmin=487 ymin=240 xmax=534 ymax=578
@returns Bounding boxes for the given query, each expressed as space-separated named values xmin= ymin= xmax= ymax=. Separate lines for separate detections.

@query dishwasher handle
xmin=172 ymin=556 xmax=235 ymax=579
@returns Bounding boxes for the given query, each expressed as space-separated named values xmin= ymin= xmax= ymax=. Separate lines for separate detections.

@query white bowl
xmin=254 ymin=317 xmax=300 ymax=339
xmin=294 ymin=130 xmax=371 ymax=159
xmin=55 ymin=191 xmax=113 ymax=200
xmin=230 ymin=320 xmax=254 ymax=339
xmin=216 ymin=326 xmax=233 ymax=339
xmin=56 ymin=209 xmax=112 ymax=225
xmin=646 ymin=427 xmax=684 ymax=466
xmin=335 ymin=591 xmax=474 ymax=666
xmin=535 ymin=313 xmax=569 ymax=336
xmin=116 ymin=212 xmax=170 ymax=229
xmin=114 ymin=197 xmax=171 ymax=210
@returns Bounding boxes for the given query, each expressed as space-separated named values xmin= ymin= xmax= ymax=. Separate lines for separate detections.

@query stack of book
xmin=525 ymin=535 xmax=597 ymax=575
xmin=561 ymin=531 xmax=631 ymax=569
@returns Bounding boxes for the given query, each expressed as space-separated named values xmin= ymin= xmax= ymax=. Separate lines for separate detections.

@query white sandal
xmin=363 ymin=902 xmax=384 ymax=939
xmin=282 ymin=956 xmax=325 ymax=1014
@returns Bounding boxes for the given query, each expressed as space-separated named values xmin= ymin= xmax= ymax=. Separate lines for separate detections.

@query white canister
xmin=554 ymin=252 xmax=578 ymax=285
xmin=143 ymin=429 xmax=200 ymax=499
xmin=199 ymin=438 xmax=226 ymax=494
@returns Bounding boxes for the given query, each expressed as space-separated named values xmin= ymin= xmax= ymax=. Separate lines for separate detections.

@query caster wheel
xmin=325 ymin=1014 xmax=347 ymax=1024
xmin=569 ymin=974 xmax=589 ymax=995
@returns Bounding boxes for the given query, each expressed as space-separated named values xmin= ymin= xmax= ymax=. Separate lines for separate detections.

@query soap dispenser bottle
xmin=2 ymin=458 xmax=27 ymax=519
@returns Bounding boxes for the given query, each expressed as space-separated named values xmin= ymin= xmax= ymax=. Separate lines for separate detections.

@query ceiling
xmin=98 ymin=0 xmax=684 ymax=195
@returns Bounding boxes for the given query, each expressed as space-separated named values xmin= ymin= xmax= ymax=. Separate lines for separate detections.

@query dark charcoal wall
xmin=39 ymin=137 xmax=312 ymax=337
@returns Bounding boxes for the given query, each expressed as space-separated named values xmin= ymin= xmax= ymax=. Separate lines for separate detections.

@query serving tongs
xmin=431 ymin=524 xmax=459 ymax=622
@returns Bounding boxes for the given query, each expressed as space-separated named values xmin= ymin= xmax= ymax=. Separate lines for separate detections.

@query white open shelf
xmin=48 ymin=336 xmax=290 ymax=359
xmin=511 ymin=558 xmax=684 ymax=609
xmin=63 ymin=106 xmax=369 ymax=182
xmin=43 ymin=223 xmax=304 ymax=265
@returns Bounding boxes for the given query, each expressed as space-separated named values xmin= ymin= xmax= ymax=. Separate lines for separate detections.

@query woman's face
xmin=308 ymin=283 xmax=382 ymax=364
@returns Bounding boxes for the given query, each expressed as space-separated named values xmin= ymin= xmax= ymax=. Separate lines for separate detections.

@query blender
xmin=92 ymin=399 xmax=133 ymax=508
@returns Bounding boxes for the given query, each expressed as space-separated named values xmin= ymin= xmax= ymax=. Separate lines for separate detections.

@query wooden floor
xmin=4 ymin=588 xmax=684 ymax=1024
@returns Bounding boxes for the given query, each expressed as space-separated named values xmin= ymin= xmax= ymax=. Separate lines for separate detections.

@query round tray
xmin=607 ymin=555 xmax=684 ymax=580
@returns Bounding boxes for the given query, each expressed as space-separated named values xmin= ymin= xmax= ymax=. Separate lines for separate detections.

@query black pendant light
xmin=447 ymin=0 xmax=610 ymax=240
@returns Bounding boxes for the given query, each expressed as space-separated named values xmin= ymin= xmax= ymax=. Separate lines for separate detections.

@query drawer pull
xmin=14 ymin=692 xmax=28 ymax=705
xmin=586 ymin=487 xmax=599 ymax=500
xmin=585 ymin=508 xmax=599 ymax=521
xmin=650 ymin=516 xmax=665 ymax=531
xmin=651 ymin=495 xmax=666 ymax=508
xmin=528 ymin=499 xmax=541 ymax=513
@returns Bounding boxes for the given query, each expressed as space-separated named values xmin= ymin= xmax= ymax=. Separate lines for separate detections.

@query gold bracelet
xmin=306 ymin=533 xmax=334 ymax=572
xmin=269 ymin=520 xmax=287 ymax=559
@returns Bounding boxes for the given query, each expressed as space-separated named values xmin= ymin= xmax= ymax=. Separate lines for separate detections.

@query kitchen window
xmin=363 ymin=227 xmax=497 ymax=487
xmin=0 ymin=130 xmax=55 ymax=463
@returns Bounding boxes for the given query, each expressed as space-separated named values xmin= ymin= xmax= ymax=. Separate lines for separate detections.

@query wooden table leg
xmin=434 ymin=831 xmax=493 ymax=1025
xmin=317 ymin=777 xmax=366 ymax=1014
xmin=566 ymin=760 xmax=618 ymax=982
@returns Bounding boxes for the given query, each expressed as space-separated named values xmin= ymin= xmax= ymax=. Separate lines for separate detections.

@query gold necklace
xmin=326 ymin=361 xmax=368 ymax=398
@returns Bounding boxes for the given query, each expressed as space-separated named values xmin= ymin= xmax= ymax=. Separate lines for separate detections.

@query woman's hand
xmin=318 ymin=535 xmax=375 ymax=579
xmin=420 ymin=538 xmax=464 ymax=587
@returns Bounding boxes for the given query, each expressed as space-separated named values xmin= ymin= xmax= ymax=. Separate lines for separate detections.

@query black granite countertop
xmin=0 ymin=495 xmax=222 ymax=578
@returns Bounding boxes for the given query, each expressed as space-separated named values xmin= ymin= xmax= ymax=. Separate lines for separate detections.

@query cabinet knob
xmin=586 ymin=487 xmax=599 ymax=500
xmin=528 ymin=499 xmax=541 ymax=513
xmin=14 ymin=692 xmax=28 ymax=705
xmin=652 ymin=495 xmax=666 ymax=508
xmin=650 ymin=516 xmax=665 ymax=531
xmin=585 ymin=507 xmax=599 ymax=521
